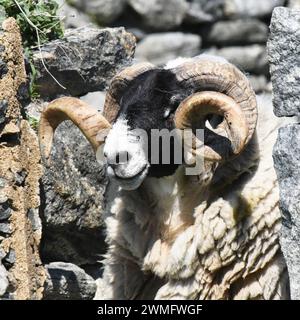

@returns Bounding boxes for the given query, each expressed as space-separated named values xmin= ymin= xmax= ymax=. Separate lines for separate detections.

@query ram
xmin=38 ymin=55 xmax=289 ymax=300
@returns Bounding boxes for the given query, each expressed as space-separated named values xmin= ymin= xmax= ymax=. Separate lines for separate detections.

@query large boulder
xmin=135 ymin=32 xmax=201 ymax=65
xmin=184 ymin=0 xmax=284 ymax=23
xmin=288 ymin=0 xmax=300 ymax=8
xmin=55 ymin=0 xmax=94 ymax=29
xmin=0 ymin=262 xmax=8 ymax=297
xmin=128 ymin=0 xmax=188 ymax=30
xmin=43 ymin=262 xmax=97 ymax=300
xmin=268 ymin=7 xmax=300 ymax=300
xmin=206 ymin=19 xmax=268 ymax=45
xmin=67 ymin=0 xmax=127 ymax=24
xmin=26 ymin=97 xmax=108 ymax=266
xmin=224 ymin=0 xmax=285 ymax=18
xmin=273 ymin=125 xmax=300 ymax=300
xmin=40 ymin=120 xmax=108 ymax=266
xmin=268 ymin=7 xmax=300 ymax=117
xmin=184 ymin=0 xmax=225 ymax=24
xmin=33 ymin=26 xmax=136 ymax=99
xmin=207 ymin=45 xmax=269 ymax=75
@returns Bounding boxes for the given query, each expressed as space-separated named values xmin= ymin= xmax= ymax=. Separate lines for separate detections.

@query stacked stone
xmin=59 ymin=0 xmax=291 ymax=94
xmin=268 ymin=7 xmax=300 ymax=300
xmin=0 ymin=18 xmax=45 ymax=299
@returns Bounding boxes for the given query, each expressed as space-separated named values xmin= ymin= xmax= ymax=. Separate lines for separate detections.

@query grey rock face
xmin=0 ymin=263 xmax=8 ymax=297
xmin=0 ymin=202 xmax=11 ymax=221
xmin=55 ymin=0 xmax=94 ymax=29
xmin=268 ymin=7 xmax=300 ymax=117
xmin=40 ymin=120 xmax=107 ymax=265
xmin=33 ymin=26 xmax=136 ymax=98
xmin=43 ymin=262 xmax=97 ymax=300
xmin=135 ymin=32 xmax=201 ymax=65
xmin=67 ymin=0 xmax=127 ymax=25
xmin=206 ymin=19 xmax=268 ymax=45
xmin=0 ymin=100 xmax=7 ymax=125
xmin=128 ymin=0 xmax=188 ymax=30
xmin=79 ymin=91 xmax=106 ymax=110
xmin=248 ymin=75 xmax=269 ymax=94
xmin=208 ymin=45 xmax=269 ymax=75
xmin=0 ymin=223 xmax=11 ymax=236
xmin=224 ymin=0 xmax=285 ymax=18
xmin=0 ymin=58 xmax=7 ymax=79
xmin=273 ymin=125 xmax=300 ymax=300
xmin=184 ymin=0 xmax=225 ymax=23
xmin=288 ymin=0 xmax=300 ymax=8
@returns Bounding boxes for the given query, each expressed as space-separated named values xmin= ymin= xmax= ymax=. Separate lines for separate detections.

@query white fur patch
xmin=103 ymin=119 xmax=130 ymax=162
xmin=164 ymin=57 xmax=193 ymax=69
xmin=164 ymin=54 xmax=230 ymax=70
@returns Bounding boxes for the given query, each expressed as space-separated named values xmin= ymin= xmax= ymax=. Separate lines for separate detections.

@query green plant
xmin=0 ymin=0 xmax=64 ymax=48
xmin=0 ymin=0 xmax=65 ymax=99
xmin=28 ymin=115 xmax=39 ymax=132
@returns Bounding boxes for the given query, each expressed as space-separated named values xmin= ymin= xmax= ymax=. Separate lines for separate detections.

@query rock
xmin=128 ymin=0 xmax=188 ymax=30
xmin=32 ymin=26 xmax=136 ymax=99
xmin=0 ymin=223 xmax=11 ymax=236
xmin=43 ymin=262 xmax=97 ymax=300
xmin=80 ymin=91 xmax=106 ymax=111
xmin=208 ymin=45 xmax=269 ymax=75
xmin=67 ymin=0 xmax=126 ymax=24
xmin=288 ymin=0 xmax=300 ymax=8
xmin=273 ymin=124 xmax=300 ymax=300
xmin=40 ymin=118 xmax=107 ymax=266
xmin=0 ymin=58 xmax=7 ymax=79
xmin=27 ymin=209 xmax=42 ymax=232
xmin=224 ymin=0 xmax=285 ymax=18
xmin=248 ymin=75 xmax=269 ymax=93
xmin=0 ymin=100 xmax=7 ymax=125
xmin=135 ymin=32 xmax=201 ymax=65
xmin=0 ymin=203 xmax=11 ymax=221
xmin=55 ymin=0 xmax=94 ymax=29
xmin=206 ymin=19 xmax=268 ymax=45
xmin=268 ymin=7 xmax=300 ymax=117
xmin=26 ymin=96 xmax=108 ymax=265
xmin=127 ymin=28 xmax=146 ymax=42
xmin=0 ymin=263 xmax=8 ymax=296
xmin=184 ymin=0 xmax=225 ymax=23
xmin=0 ymin=247 xmax=5 ymax=259
xmin=3 ymin=249 xmax=15 ymax=266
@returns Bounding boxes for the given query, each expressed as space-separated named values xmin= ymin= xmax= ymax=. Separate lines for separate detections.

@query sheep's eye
xmin=164 ymin=109 xmax=171 ymax=119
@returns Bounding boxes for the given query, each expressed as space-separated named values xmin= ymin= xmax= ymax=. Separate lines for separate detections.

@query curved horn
xmin=175 ymin=91 xmax=248 ymax=161
xmin=172 ymin=57 xmax=257 ymax=162
xmin=39 ymin=97 xmax=111 ymax=164
xmin=103 ymin=62 xmax=155 ymax=123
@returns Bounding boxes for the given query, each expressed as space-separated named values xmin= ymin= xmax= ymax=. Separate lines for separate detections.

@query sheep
xmin=38 ymin=55 xmax=290 ymax=300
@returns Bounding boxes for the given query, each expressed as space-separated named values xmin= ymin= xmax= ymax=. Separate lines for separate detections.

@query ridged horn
xmin=172 ymin=57 xmax=257 ymax=162
xmin=39 ymin=97 xmax=111 ymax=164
xmin=174 ymin=91 xmax=248 ymax=161
xmin=103 ymin=62 xmax=156 ymax=123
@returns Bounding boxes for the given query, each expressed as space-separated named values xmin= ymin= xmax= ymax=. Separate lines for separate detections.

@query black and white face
xmin=103 ymin=69 xmax=190 ymax=190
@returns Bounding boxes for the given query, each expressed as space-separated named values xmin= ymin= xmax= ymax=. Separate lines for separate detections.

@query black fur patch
xmin=116 ymin=69 xmax=194 ymax=178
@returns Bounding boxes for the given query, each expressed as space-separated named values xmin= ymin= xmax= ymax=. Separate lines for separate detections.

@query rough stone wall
xmin=268 ymin=7 xmax=300 ymax=300
xmin=0 ymin=18 xmax=45 ymax=300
